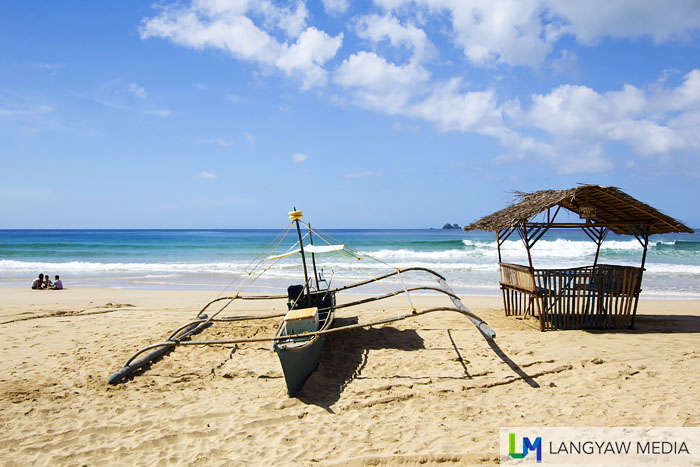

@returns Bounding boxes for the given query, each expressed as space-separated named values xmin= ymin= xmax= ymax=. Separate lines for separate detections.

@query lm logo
xmin=509 ymin=432 xmax=542 ymax=463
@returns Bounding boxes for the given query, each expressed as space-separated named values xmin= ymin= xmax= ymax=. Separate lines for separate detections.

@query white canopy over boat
xmin=264 ymin=244 xmax=345 ymax=261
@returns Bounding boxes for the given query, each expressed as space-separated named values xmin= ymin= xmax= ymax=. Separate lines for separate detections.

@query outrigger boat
xmin=108 ymin=210 xmax=496 ymax=396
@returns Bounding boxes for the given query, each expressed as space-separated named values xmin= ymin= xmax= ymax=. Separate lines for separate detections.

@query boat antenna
xmin=290 ymin=208 xmax=311 ymax=302
xmin=308 ymin=223 xmax=320 ymax=290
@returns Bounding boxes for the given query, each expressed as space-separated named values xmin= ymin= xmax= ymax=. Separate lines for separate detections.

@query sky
xmin=1 ymin=1 xmax=700 ymax=229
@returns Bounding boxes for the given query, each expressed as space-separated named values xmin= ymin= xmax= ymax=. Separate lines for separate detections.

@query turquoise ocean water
xmin=1 ymin=228 xmax=699 ymax=298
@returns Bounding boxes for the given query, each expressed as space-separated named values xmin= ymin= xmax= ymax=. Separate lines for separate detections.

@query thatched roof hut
xmin=464 ymin=185 xmax=692 ymax=331
xmin=464 ymin=184 xmax=692 ymax=236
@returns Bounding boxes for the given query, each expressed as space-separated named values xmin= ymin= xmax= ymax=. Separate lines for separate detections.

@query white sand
xmin=0 ymin=287 xmax=698 ymax=465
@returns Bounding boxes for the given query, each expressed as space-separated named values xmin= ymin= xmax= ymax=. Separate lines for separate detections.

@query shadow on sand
xmin=296 ymin=317 xmax=424 ymax=411
xmin=296 ymin=317 xmax=541 ymax=410
xmin=585 ymin=314 xmax=700 ymax=334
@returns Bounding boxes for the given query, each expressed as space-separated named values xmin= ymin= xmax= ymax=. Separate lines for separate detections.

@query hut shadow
xmin=584 ymin=315 xmax=700 ymax=334
xmin=295 ymin=317 xmax=424 ymax=411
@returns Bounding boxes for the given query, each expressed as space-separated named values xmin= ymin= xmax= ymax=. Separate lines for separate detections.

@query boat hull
xmin=274 ymin=337 xmax=325 ymax=397
xmin=274 ymin=290 xmax=335 ymax=396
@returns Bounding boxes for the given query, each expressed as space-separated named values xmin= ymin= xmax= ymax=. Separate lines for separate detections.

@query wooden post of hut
xmin=464 ymin=185 xmax=693 ymax=331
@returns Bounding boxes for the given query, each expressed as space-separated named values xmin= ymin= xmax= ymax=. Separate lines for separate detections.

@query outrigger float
xmin=108 ymin=210 xmax=496 ymax=396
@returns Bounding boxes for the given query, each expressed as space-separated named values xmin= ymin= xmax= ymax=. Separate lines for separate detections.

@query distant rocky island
xmin=441 ymin=223 xmax=461 ymax=229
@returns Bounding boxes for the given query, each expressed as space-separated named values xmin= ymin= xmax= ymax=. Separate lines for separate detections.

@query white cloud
xmin=548 ymin=1 xmax=700 ymax=44
xmin=407 ymin=79 xmax=501 ymax=132
xmin=335 ymin=51 xmax=429 ymax=113
xmin=344 ymin=170 xmax=382 ymax=178
xmin=374 ymin=0 xmax=554 ymax=67
xmin=658 ymin=69 xmax=700 ymax=110
xmin=291 ymin=153 xmax=308 ymax=163
xmin=243 ymin=132 xmax=255 ymax=146
xmin=322 ymin=0 xmax=349 ymax=16
xmin=255 ymin=0 xmax=309 ymax=38
xmin=143 ymin=109 xmax=174 ymax=117
xmin=494 ymin=69 xmax=700 ymax=172
xmin=225 ymin=93 xmax=242 ymax=103
xmin=275 ymin=27 xmax=343 ymax=89
xmin=196 ymin=170 xmax=218 ymax=179
xmin=0 ymin=105 xmax=54 ymax=117
xmin=140 ymin=1 xmax=342 ymax=90
xmin=517 ymin=77 xmax=697 ymax=157
xmin=202 ymin=137 xmax=233 ymax=146
xmin=335 ymin=51 xmax=426 ymax=91
xmin=374 ymin=0 xmax=700 ymax=67
xmin=356 ymin=14 xmax=434 ymax=63
xmin=140 ymin=1 xmax=700 ymax=176
xmin=127 ymin=83 xmax=148 ymax=98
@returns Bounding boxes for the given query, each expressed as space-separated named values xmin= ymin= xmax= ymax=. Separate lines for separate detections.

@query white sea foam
xmin=362 ymin=248 xmax=497 ymax=262
xmin=645 ymin=263 xmax=700 ymax=275
xmin=0 ymin=260 xmax=249 ymax=275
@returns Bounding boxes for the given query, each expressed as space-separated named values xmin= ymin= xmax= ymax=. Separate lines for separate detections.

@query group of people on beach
xmin=31 ymin=273 xmax=63 ymax=290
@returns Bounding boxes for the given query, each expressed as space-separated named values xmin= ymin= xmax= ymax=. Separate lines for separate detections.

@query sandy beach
xmin=0 ymin=286 xmax=698 ymax=465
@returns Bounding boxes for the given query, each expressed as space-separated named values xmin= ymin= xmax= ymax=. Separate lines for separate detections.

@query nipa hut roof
xmin=464 ymin=185 xmax=693 ymax=236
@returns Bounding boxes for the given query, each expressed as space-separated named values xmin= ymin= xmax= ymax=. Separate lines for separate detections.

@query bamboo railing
xmin=499 ymin=263 xmax=642 ymax=331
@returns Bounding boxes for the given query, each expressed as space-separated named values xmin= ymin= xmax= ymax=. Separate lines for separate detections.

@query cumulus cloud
xmin=322 ymin=0 xmax=349 ymax=16
xmin=406 ymin=79 xmax=501 ymax=133
xmin=375 ymin=0 xmax=700 ymax=67
xmin=141 ymin=1 xmax=700 ymax=174
xmin=140 ymin=0 xmax=343 ymax=90
xmin=355 ymin=14 xmax=435 ymax=63
xmin=337 ymin=66 xmax=700 ymax=174
xmin=548 ymin=1 xmax=700 ymax=44
xmin=495 ymin=69 xmax=700 ymax=172
xmin=256 ymin=0 xmax=309 ymax=38
xmin=291 ymin=153 xmax=308 ymax=163
xmin=275 ymin=27 xmax=344 ymax=89
xmin=196 ymin=170 xmax=218 ymax=179
xmin=335 ymin=51 xmax=429 ymax=113
xmin=127 ymin=83 xmax=148 ymax=98
xmin=516 ymin=71 xmax=700 ymax=156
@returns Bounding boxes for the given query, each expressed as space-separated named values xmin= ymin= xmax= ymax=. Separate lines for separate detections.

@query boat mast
xmin=290 ymin=209 xmax=311 ymax=298
xmin=308 ymin=223 xmax=320 ymax=290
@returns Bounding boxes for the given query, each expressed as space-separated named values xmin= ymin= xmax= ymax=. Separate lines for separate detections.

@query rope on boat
xmin=215 ymin=223 xmax=292 ymax=299
xmin=300 ymin=221 xmax=418 ymax=310
xmin=194 ymin=267 xmax=447 ymax=321
xmin=107 ymin=211 xmax=497 ymax=385
xmin=110 ymin=264 xmax=493 ymax=379
xmin=118 ymin=305 xmax=494 ymax=362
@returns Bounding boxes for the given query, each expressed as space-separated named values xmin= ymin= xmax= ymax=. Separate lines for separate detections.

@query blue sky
xmin=1 ymin=1 xmax=699 ymax=229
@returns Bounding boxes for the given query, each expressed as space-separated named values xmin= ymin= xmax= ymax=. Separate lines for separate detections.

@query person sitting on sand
xmin=43 ymin=274 xmax=52 ymax=289
xmin=31 ymin=274 xmax=44 ymax=289
xmin=51 ymin=275 xmax=63 ymax=290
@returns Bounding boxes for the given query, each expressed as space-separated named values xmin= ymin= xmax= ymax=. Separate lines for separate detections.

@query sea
xmin=1 ymin=228 xmax=699 ymax=299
